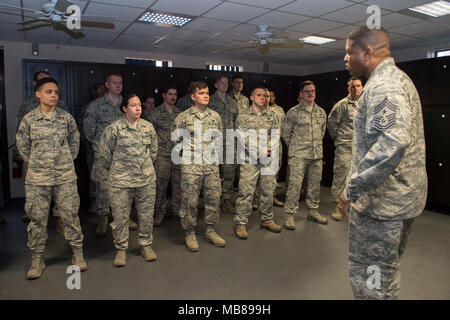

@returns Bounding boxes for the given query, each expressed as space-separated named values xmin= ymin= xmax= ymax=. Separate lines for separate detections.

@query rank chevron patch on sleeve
xmin=373 ymin=97 xmax=397 ymax=131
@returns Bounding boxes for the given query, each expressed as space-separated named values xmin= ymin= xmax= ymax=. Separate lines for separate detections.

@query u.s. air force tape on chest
xmin=373 ymin=97 xmax=397 ymax=131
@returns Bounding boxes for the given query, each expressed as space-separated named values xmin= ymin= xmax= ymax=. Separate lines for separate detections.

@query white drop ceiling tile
xmin=85 ymin=2 xmax=145 ymax=23
xmin=22 ymin=0 xmax=88 ymax=11
xmin=151 ymin=0 xmax=222 ymax=16
xmin=0 ymin=11 xmax=22 ymax=24
xmin=321 ymin=4 xmax=389 ymax=23
xmin=249 ymin=11 xmax=310 ymax=29
xmin=81 ymin=29 xmax=120 ymax=41
xmin=113 ymin=33 xmax=155 ymax=46
xmin=288 ymin=18 xmax=346 ymax=33
xmin=203 ymin=2 xmax=270 ymax=23
xmin=169 ymin=29 xmax=210 ymax=41
xmin=391 ymin=21 xmax=449 ymax=36
xmin=182 ymin=17 xmax=238 ymax=33
xmin=0 ymin=21 xmax=22 ymax=33
xmin=301 ymin=45 xmax=342 ymax=56
xmin=278 ymin=0 xmax=354 ymax=17
xmin=69 ymin=39 xmax=112 ymax=48
xmin=321 ymin=24 xmax=357 ymax=39
xmin=154 ymin=37 xmax=193 ymax=49
xmin=390 ymin=36 xmax=424 ymax=48
xmin=362 ymin=0 xmax=430 ymax=12
xmin=230 ymin=0 xmax=294 ymax=10
xmin=82 ymin=21 xmax=130 ymax=34
xmin=92 ymin=0 xmax=152 ymax=9
xmin=378 ymin=12 xmax=425 ymax=28
xmin=123 ymin=22 xmax=173 ymax=37
xmin=432 ymin=15 xmax=450 ymax=26
xmin=23 ymin=34 xmax=72 ymax=45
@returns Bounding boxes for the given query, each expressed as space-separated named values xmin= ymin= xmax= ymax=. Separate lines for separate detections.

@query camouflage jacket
xmin=95 ymin=116 xmax=158 ymax=187
xmin=327 ymin=95 xmax=357 ymax=147
xmin=174 ymin=106 xmax=222 ymax=174
xmin=150 ymin=103 xmax=181 ymax=157
xmin=16 ymin=95 xmax=68 ymax=133
xmin=228 ymin=92 xmax=250 ymax=117
xmin=16 ymin=107 xmax=79 ymax=186
xmin=271 ymin=104 xmax=285 ymax=128
xmin=344 ymin=57 xmax=427 ymax=220
xmin=83 ymin=95 xmax=123 ymax=153
xmin=282 ymin=101 xmax=326 ymax=159
xmin=236 ymin=106 xmax=280 ymax=166
xmin=141 ymin=109 xmax=153 ymax=122
xmin=209 ymin=91 xmax=238 ymax=133
xmin=176 ymin=93 xmax=194 ymax=112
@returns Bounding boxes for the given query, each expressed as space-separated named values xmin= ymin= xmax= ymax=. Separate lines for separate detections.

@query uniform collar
xmin=367 ymin=57 xmax=395 ymax=82
xmin=104 ymin=94 xmax=123 ymax=107
xmin=249 ymin=105 xmax=269 ymax=116
xmin=157 ymin=103 xmax=179 ymax=113
xmin=188 ymin=105 xmax=213 ymax=117
xmin=298 ymin=101 xmax=316 ymax=112
xmin=35 ymin=106 xmax=64 ymax=120
xmin=120 ymin=115 xmax=145 ymax=130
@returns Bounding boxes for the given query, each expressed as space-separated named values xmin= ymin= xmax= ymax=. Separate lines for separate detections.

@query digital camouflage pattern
xmin=174 ymin=106 xmax=223 ymax=230
xmin=330 ymin=144 xmax=352 ymax=202
xmin=150 ymin=104 xmax=182 ymax=217
xmin=234 ymin=106 xmax=279 ymax=225
xmin=176 ymin=93 xmax=194 ymax=112
xmin=16 ymin=107 xmax=79 ymax=186
xmin=229 ymin=92 xmax=250 ymax=116
xmin=344 ymin=57 xmax=427 ymax=300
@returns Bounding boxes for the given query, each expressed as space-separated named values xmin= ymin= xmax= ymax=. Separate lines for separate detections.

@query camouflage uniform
xmin=327 ymin=95 xmax=357 ymax=202
xmin=343 ymin=58 xmax=427 ymax=300
xmin=141 ymin=109 xmax=152 ymax=122
xmin=229 ymin=92 xmax=250 ymax=116
xmin=84 ymin=95 xmax=123 ymax=217
xmin=174 ymin=106 xmax=223 ymax=231
xmin=282 ymin=101 xmax=326 ymax=213
xmin=96 ymin=116 xmax=158 ymax=250
xmin=16 ymin=107 xmax=83 ymax=254
xmin=209 ymin=91 xmax=238 ymax=203
xmin=79 ymin=102 xmax=96 ymax=201
xmin=176 ymin=93 xmax=194 ymax=112
xmin=150 ymin=104 xmax=181 ymax=220
xmin=234 ymin=107 xmax=279 ymax=225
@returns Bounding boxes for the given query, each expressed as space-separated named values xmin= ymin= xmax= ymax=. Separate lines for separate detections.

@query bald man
xmin=339 ymin=26 xmax=427 ymax=300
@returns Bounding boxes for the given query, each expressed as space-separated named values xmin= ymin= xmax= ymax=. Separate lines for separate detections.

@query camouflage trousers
xmin=95 ymin=180 xmax=109 ymax=216
xmin=25 ymin=182 xmax=83 ymax=254
xmin=349 ymin=208 xmax=414 ymax=300
xmin=220 ymin=163 xmax=236 ymax=202
xmin=235 ymin=164 xmax=275 ymax=225
xmin=109 ymin=182 xmax=156 ymax=251
xmin=154 ymin=154 xmax=181 ymax=217
xmin=253 ymin=143 xmax=282 ymax=203
xmin=179 ymin=169 xmax=221 ymax=231
xmin=330 ymin=144 xmax=352 ymax=202
xmin=285 ymin=158 xmax=322 ymax=214
xmin=84 ymin=142 xmax=96 ymax=200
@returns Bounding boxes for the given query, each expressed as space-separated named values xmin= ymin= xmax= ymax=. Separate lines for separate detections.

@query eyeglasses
xmin=302 ymin=90 xmax=316 ymax=94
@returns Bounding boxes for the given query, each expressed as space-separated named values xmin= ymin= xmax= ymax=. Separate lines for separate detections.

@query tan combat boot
xmin=185 ymin=230 xmax=199 ymax=252
xmin=221 ymin=200 xmax=235 ymax=214
xmin=153 ymin=213 xmax=165 ymax=226
xmin=141 ymin=246 xmax=158 ymax=261
xmin=27 ymin=253 xmax=46 ymax=280
xmin=331 ymin=203 xmax=343 ymax=221
xmin=96 ymin=215 xmax=108 ymax=237
xmin=72 ymin=248 xmax=88 ymax=271
xmin=129 ymin=218 xmax=138 ymax=230
xmin=113 ymin=250 xmax=127 ymax=267
xmin=307 ymin=209 xmax=328 ymax=225
xmin=205 ymin=226 xmax=226 ymax=247
xmin=261 ymin=219 xmax=282 ymax=233
xmin=56 ymin=217 xmax=65 ymax=237
xmin=273 ymin=197 xmax=284 ymax=207
xmin=235 ymin=225 xmax=248 ymax=239
xmin=284 ymin=214 xmax=295 ymax=230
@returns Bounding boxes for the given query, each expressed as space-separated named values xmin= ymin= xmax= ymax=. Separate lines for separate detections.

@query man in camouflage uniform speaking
xmin=84 ymin=72 xmax=137 ymax=236
xmin=339 ymin=26 xmax=427 ymax=300
xmin=173 ymin=81 xmax=226 ymax=252
xmin=234 ymin=87 xmax=282 ymax=239
xmin=282 ymin=81 xmax=328 ymax=229
xmin=327 ymin=76 xmax=363 ymax=221
xmin=96 ymin=94 xmax=158 ymax=267
xmin=16 ymin=77 xmax=87 ymax=279
xmin=150 ymin=86 xmax=181 ymax=226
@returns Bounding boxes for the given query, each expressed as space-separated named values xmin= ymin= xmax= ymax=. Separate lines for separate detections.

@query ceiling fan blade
xmin=54 ymin=0 xmax=75 ymax=12
xmin=54 ymin=23 xmax=85 ymax=39
xmin=212 ymin=44 xmax=259 ymax=54
xmin=272 ymin=31 xmax=290 ymax=39
xmin=232 ymin=37 xmax=253 ymax=43
xmin=270 ymin=41 xmax=305 ymax=49
xmin=259 ymin=45 xmax=270 ymax=55
xmin=18 ymin=23 xmax=52 ymax=31
xmin=0 ymin=3 xmax=41 ymax=14
xmin=18 ymin=17 xmax=50 ymax=25
xmin=80 ymin=19 xmax=115 ymax=29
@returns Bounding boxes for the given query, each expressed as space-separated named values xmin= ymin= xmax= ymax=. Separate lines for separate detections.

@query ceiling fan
xmin=0 ymin=0 xmax=115 ymax=39
xmin=217 ymin=25 xmax=304 ymax=55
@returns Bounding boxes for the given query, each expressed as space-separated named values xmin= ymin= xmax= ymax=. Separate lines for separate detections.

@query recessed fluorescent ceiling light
xmin=300 ymin=36 xmax=335 ymax=45
xmin=408 ymin=1 xmax=450 ymax=17
xmin=139 ymin=12 xmax=192 ymax=26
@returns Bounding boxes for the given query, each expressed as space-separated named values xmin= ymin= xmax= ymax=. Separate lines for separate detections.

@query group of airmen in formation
xmin=10 ymin=26 xmax=427 ymax=300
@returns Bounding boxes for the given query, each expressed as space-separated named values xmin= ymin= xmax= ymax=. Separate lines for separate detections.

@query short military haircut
xmin=190 ymin=81 xmax=208 ymax=94
xmin=106 ymin=72 xmax=122 ymax=81
xmin=162 ymin=85 xmax=177 ymax=94
xmin=347 ymin=76 xmax=363 ymax=86
xmin=232 ymin=74 xmax=243 ymax=82
xmin=33 ymin=71 xmax=50 ymax=82
xmin=347 ymin=26 xmax=390 ymax=55
xmin=35 ymin=77 xmax=58 ymax=92
xmin=298 ymin=80 xmax=316 ymax=94
xmin=250 ymin=86 xmax=267 ymax=96
xmin=121 ymin=93 xmax=140 ymax=113
xmin=214 ymin=73 xmax=228 ymax=84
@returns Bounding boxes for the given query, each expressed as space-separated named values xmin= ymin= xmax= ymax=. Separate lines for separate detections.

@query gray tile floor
xmin=0 ymin=186 xmax=449 ymax=300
